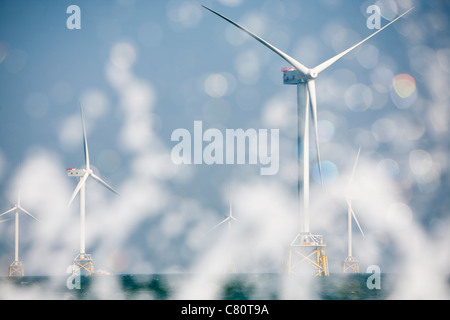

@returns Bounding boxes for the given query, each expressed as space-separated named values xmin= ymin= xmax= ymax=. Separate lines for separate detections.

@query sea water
xmin=0 ymin=273 xmax=401 ymax=300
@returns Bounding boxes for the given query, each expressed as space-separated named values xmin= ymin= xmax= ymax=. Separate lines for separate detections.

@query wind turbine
xmin=67 ymin=104 xmax=119 ymax=275
xmin=343 ymin=147 xmax=365 ymax=273
xmin=207 ymin=186 xmax=238 ymax=273
xmin=0 ymin=192 xmax=39 ymax=277
xmin=202 ymin=5 xmax=413 ymax=276
xmin=207 ymin=196 xmax=238 ymax=235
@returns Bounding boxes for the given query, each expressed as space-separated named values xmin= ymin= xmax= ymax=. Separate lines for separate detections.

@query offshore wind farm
xmin=0 ymin=0 xmax=449 ymax=301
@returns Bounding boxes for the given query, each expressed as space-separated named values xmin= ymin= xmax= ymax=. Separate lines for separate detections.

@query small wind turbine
xmin=0 ymin=192 xmax=39 ymax=277
xmin=67 ymin=104 xmax=119 ymax=275
xmin=207 ymin=198 xmax=238 ymax=235
xmin=203 ymin=5 xmax=413 ymax=276
xmin=343 ymin=147 xmax=365 ymax=273
xmin=207 ymin=187 xmax=238 ymax=273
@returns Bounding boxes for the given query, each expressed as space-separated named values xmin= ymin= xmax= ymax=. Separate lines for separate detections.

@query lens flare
xmin=392 ymin=73 xmax=416 ymax=98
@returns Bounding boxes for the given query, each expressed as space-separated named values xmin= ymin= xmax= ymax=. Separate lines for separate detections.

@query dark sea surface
xmin=0 ymin=273 xmax=403 ymax=300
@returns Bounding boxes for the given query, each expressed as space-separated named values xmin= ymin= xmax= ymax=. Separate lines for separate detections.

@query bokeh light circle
xmin=393 ymin=73 xmax=416 ymax=98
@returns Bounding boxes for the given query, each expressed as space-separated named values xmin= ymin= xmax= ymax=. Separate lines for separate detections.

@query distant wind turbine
xmin=203 ymin=5 xmax=413 ymax=276
xmin=343 ymin=147 xmax=365 ymax=273
xmin=207 ymin=186 xmax=238 ymax=273
xmin=66 ymin=104 xmax=119 ymax=275
xmin=0 ymin=191 xmax=39 ymax=277
xmin=207 ymin=196 xmax=238 ymax=235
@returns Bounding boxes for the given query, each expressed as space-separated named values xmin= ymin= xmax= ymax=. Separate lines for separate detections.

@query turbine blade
xmin=313 ymin=7 xmax=414 ymax=75
xmin=307 ymin=80 xmax=323 ymax=186
xmin=17 ymin=189 xmax=21 ymax=207
xmin=18 ymin=206 xmax=40 ymax=222
xmin=68 ymin=172 xmax=90 ymax=207
xmin=351 ymin=210 xmax=365 ymax=238
xmin=347 ymin=199 xmax=365 ymax=238
xmin=202 ymin=5 xmax=310 ymax=75
xmin=0 ymin=206 xmax=16 ymax=217
xmin=228 ymin=182 xmax=233 ymax=218
xmin=346 ymin=146 xmax=362 ymax=197
xmin=207 ymin=217 xmax=230 ymax=234
xmin=79 ymin=103 xmax=90 ymax=170
xmin=90 ymin=173 xmax=120 ymax=195
xmin=0 ymin=217 xmax=13 ymax=223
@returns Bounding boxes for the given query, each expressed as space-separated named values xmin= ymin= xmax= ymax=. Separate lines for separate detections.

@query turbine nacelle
xmin=282 ymin=67 xmax=317 ymax=84
xmin=67 ymin=167 xmax=97 ymax=177
xmin=286 ymin=67 xmax=317 ymax=79
xmin=67 ymin=168 xmax=88 ymax=177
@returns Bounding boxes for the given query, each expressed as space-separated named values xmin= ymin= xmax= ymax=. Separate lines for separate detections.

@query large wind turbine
xmin=203 ymin=5 xmax=413 ymax=276
xmin=0 ymin=192 xmax=39 ymax=277
xmin=67 ymin=104 xmax=119 ymax=275
xmin=343 ymin=147 xmax=365 ymax=273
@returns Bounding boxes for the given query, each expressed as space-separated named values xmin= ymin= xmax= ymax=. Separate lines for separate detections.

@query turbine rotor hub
xmin=309 ymin=70 xmax=318 ymax=79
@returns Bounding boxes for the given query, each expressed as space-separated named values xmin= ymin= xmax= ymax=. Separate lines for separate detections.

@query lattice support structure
xmin=286 ymin=233 xmax=329 ymax=276
xmin=72 ymin=253 xmax=94 ymax=276
xmin=343 ymin=256 xmax=359 ymax=273
xmin=9 ymin=260 xmax=24 ymax=277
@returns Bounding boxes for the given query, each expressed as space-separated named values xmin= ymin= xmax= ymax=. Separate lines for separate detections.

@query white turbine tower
xmin=203 ymin=5 xmax=413 ymax=276
xmin=67 ymin=104 xmax=119 ymax=275
xmin=0 ymin=192 xmax=39 ymax=277
xmin=207 ymin=187 xmax=238 ymax=273
xmin=343 ymin=147 xmax=365 ymax=273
